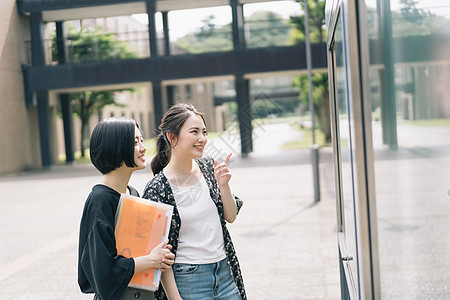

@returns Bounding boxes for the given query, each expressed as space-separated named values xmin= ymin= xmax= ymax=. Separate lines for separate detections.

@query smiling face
xmin=170 ymin=113 xmax=207 ymax=160
xmin=133 ymin=126 xmax=147 ymax=170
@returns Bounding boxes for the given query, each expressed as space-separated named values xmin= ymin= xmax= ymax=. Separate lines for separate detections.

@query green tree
xmin=247 ymin=11 xmax=292 ymax=48
xmin=52 ymin=25 xmax=138 ymax=157
xmin=52 ymin=25 xmax=138 ymax=63
xmin=174 ymin=10 xmax=293 ymax=53
xmin=394 ymin=0 xmax=446 ymax=37
xmin=174 ymin=15 xmax=233 ymax=53
xmin=290 ymin=0 xmax=330 ymax=143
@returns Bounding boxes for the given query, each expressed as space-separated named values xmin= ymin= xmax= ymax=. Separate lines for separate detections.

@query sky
xmin=131 ymin=0 xmax=301 ymax=39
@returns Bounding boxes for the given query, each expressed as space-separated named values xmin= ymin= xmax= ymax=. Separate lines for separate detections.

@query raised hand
xmin=214 ymin=153 xmax=232 ymax=188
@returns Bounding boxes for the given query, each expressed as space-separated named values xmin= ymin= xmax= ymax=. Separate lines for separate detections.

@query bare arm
xmin=161 ymin=268 xmax=183 ymax=300
xmin=214 ymin=153 xmax=238 ymax=223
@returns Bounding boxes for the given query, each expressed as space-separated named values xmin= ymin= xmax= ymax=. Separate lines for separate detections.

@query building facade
xmin=0 ymin=1 xmax=41 ymax=174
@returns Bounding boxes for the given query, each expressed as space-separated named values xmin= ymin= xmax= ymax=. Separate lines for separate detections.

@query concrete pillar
xmin=56 ymin=21 xmax=75 ymax=163
xmin=235 ymin=75 xmax=253 ymax=156
xmin=152 ymin=80 xmax=164 ymax=128
xmin=166 ymin=85 xmax=175 ymax=107
xmin=146 ymin=0 xmax=158 ymax=57
xmin=31 ymin=12 xmax=53 ymax=167
xmin=162 ymin=11 xmax=170 ymax=56
xmin=60 ymin=94 xmax=75 ymax=163
xmin=377 ymin=0 xmax=398 ymax=148
xmin=230 ymin=0 xmax=245 ymax=50
xmin=231 ymin=0 xmax=252 ymax=156
xmin=37 ymin=91 xmax=53 ymax=167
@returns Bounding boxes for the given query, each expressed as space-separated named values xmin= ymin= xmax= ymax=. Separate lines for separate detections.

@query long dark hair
xmin=151 ymin=103 xmax=206 ymax=175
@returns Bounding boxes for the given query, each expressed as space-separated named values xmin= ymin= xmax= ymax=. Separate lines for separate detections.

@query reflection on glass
xmin=334 ymin=12 xmax=360 ymax=295
xmin=366 ymin=0 xmax=450 ymax=297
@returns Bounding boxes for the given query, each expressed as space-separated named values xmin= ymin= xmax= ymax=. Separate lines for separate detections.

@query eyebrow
xmin=189 ymin=126 xmax=206 ymax=130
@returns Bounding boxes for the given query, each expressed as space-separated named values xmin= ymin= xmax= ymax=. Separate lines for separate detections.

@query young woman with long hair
xmin=142 ymin=103 xmax=246 ymax=300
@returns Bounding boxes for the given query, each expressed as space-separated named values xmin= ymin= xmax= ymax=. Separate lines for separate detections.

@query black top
xmin=78 ymin=184 xmax=135 ymax=300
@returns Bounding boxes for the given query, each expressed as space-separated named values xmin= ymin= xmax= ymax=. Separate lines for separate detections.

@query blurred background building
xmin=3 ymin=0 xmax=450 ymax=298
xmin=2 ymin=0 xmax=324 ymax=174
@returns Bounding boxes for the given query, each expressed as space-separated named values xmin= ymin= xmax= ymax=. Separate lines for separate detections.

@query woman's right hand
xmin=148 ymin=240 xmax=175 ymax=270
xmin=134 ymin=240 xmax=175 ymax=274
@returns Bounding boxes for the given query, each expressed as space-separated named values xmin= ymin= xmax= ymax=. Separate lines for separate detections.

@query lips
xmin=194 ymin=145 xmax=204 ymax=152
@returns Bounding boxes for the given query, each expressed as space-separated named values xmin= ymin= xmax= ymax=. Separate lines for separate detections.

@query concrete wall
xmin=0 ymin=2 xmax=41 ymax=175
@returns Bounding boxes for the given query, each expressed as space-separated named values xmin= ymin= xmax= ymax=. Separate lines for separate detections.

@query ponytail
xmin=150 ymin=132 xmax=171 ymax=175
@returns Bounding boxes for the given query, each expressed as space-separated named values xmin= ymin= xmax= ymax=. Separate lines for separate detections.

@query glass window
xmin=364 ymin=0 xmax=450 ymax=298
xmin=332 ymin=10 xmax=360 ymax=296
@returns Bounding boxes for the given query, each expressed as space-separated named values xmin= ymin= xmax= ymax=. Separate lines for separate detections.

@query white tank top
xmin=170 ymin=175 xmax=226 ymax=264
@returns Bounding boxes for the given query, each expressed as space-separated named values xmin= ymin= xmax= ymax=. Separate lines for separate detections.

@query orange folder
xmin=114 ymin=193 xmax=173 ymax=291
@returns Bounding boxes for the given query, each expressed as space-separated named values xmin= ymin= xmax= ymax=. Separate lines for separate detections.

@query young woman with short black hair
xmin=78 ymin=117 xmax=175 ymax=300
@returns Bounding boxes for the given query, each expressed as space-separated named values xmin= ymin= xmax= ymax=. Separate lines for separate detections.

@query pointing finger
xmin=224 ymin=153 xmax=232 ymax=164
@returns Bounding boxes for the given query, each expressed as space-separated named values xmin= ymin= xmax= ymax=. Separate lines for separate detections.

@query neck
xmin=166 ymin=154 xmax=196 ymax=175
xmin=102 ymin=167 xmax=132 ymax=194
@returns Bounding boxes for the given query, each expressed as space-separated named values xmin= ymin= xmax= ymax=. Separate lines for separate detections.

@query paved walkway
xmin=0 ymin=122 xmax=340 ymax=299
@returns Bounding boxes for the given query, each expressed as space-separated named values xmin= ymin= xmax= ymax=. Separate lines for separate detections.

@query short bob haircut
xmin=90 ymin=117 xmax=138 ymax=175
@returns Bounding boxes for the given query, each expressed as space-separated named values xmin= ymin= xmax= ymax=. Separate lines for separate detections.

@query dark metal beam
xmin=37 ymin=91 xmax=53 ymax=167
xmin=235 ymin=75 xmax=252 ymax=156
xmin=162 ymin=11 xmax=170 ymax=56
xmin=30 ymin=12 xmax=46 ymax=67
xmin=24 ymin=44 xmax=326 ymax=92
xmin=55 ymin=21 xmax=68 ymax=63
xmin=18 ymin=0 xmax=142 ymax=13
xmin=17 ymin=0 xmax=286 ymax=15
xmin=60 ymin=94 xmax=75 ymax=163
xmin=56 ymin=21 xmax=75 ymax=163
xmin=230 ymin=0 xmax=245 ymax=50
xmin=146 ymin=0 xmax=158 ymax=57
xmin=152 ymin=80 xmax=163 ymax=128
xmin=30 ymin=11 xmax=53 ymax=167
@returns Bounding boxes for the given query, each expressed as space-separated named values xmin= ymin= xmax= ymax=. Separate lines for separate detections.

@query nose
xmin=140 ymin=141 xmax=147 ymax=152
xmin=198 ymin=133 xmax=207 ymax=143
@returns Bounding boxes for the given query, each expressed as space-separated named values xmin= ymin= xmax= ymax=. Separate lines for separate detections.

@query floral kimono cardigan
xmin=142 ymin=156 xmax=247 ymax=300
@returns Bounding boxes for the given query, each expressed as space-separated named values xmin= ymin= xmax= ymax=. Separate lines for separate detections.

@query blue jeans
xmin=173 ymin=258 xmax=241 ymax=300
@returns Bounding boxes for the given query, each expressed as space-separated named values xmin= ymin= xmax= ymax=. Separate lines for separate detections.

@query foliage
xmin=174 ymin=10 xmax=294 ymax=53
xmin=252 ymin=98 xmax=283 ymax=118
xmin=289 ymin=0 xmax=326 ymax=44
xmin=51 ymin=25 xmax=138 ymax=157
xmin=393 ymin=0 xmax=447 ymax=37
xmin=174 ymin=16 xmax=233 ymax=53
xmin=51 ymin=25 xmax=138 ymax=63
xmin=293 ymin=73 xmax=327 ymax=108
xmin=246 ymin=11 xmax=292 ymax=48
xmin=366 ymin=1 xmax=447 ymax=39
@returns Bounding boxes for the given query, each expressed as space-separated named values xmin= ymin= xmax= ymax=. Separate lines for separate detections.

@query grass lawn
xmin=405 ymin=118 xmax=450 ymax=127
xmin=281 ymin=127 xmax=331 ymax=150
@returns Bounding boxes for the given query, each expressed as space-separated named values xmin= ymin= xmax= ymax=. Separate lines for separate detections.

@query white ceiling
xmin=41 ymin=0 xmax=288 ymax=22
